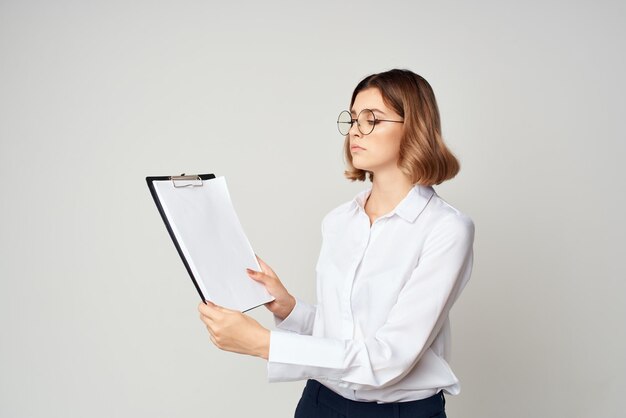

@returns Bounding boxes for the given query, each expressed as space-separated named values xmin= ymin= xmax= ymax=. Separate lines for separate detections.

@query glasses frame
xmin=337 ymin=109 xmax=404 ymax=136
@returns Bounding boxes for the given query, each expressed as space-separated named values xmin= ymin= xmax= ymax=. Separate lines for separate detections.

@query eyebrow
xmin=350 ymin=108 xmax=386 ymax=115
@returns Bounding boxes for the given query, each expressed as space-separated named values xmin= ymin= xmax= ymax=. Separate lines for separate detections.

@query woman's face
xmin=348 ymin=88 xmax=404 ymax=175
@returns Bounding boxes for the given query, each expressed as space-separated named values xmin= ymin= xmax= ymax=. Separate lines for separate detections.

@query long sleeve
xmin=273 ymin=297 xmax=317 ymax=335
xmin=267 ymin=213 xmax=474 ymax=390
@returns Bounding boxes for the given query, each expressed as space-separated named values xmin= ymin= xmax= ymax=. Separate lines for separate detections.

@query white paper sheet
xmin=152 ymin=176 xmax=274 ymax=312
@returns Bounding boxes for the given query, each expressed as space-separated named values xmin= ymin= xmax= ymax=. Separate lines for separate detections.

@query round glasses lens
xmin=337 ymin=111 xmax=352 ymax=135
xmin=357 ymin=109 xmax=376 ymax=135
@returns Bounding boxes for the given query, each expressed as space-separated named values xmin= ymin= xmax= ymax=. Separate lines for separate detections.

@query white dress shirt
xmin=267 ymin=183 xmax=475 ymax=403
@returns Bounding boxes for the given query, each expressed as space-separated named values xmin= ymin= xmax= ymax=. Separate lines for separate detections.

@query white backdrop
xmin=1 ymin=1 xmax=624 ymax=417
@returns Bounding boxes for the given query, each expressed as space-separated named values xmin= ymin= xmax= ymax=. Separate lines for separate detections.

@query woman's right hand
xmin=246 ymin=255 xmax=296 ymax=321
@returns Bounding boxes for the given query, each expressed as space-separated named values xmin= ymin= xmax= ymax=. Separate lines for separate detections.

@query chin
xmin=352 ymin=163 xmax=369 ymax=171
xmin=352 ymin=160 xmax=374 ymax=172
xmin=351 ymin=157 xmax=367 ymax=169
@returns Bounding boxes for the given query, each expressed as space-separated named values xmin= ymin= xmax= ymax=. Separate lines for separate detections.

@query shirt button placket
xmin=342 ymin=213 xmax=372 ymax=338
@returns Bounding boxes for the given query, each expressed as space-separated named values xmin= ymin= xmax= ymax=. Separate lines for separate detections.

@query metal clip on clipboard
xmin=170 ymin=173 xmax=203 ymax=188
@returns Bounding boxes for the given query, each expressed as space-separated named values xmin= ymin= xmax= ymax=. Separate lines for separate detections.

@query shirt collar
xmin=351 ymin=183 xmax=435 ymax=223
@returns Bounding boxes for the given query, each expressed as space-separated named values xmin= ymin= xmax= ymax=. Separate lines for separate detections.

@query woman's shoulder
xmin=327 ymin=198 xmax=355 ymax=216
xmin=322 ymin=199 xmax=357 ymax=230
xmin=426 ymin=192 xmax=475 ymax=236
xmin=320 ymin=199 xmax=355 ymax=229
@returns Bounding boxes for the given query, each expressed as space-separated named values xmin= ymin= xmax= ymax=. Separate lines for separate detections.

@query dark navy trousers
xmin=294 ymin=379 xmax=447 ymax=418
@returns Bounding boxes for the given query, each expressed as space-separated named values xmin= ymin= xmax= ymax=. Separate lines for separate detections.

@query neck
xmin=365 ymin=168 xmax=413 ymax=215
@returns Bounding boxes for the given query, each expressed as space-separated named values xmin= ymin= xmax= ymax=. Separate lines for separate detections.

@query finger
xmin=199 ymin=301 xmax=211 ymax=315
xmin=206 ymin=300 xmax=236 ymax=315
xmin=247 ymin=269 xmax=262 ymax=280
xmin=257 ymin=257 xmax=276 ymax=276
xmin=199 ymin=301 xmax=222 ymax=319
xmin=199 ymin=300 xmax=214 ymax=311
xmin=206 ymin=299 xmax=228 ymax=310
xmin=246 ymin=268 xmax=269 ymax=283
xmin=255 ymin=254 xmax=269 ymax=272
xmin=209 ymin=301 xmax=232 ymax=313
xmin=205 ymin=320 xmax=216 ymax=335
xmin=254 ymin=254 xmax=267 ymax=274
xmin=199 ymin=310 xmax=215 ymax=326
xmin=201 ymin=318 xmax=214 ymax=331
xmin=249 ymin=272 xmax=277 ymax=291
xmin=208 ymin=332 xmax=219 ymax=348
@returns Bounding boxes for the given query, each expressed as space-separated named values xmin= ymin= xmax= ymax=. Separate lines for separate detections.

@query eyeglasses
xmin=337 ymin=109 xmax=404 ymax=136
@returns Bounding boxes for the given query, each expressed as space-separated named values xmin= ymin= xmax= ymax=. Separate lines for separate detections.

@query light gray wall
xmin=1 ymin=1 xmax=624 ymax=417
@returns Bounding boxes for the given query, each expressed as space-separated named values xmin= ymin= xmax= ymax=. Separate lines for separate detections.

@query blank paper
xmin=152 ymin=176 xmax=274 ymax=312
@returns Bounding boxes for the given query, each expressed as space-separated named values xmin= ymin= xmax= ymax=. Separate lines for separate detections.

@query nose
xmin=349 ymin=118 xmax=361 ymax=138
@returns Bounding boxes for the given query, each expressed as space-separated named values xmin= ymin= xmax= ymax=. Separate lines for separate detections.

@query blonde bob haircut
xmin=343 ymin=69 xmax=460 ymax=186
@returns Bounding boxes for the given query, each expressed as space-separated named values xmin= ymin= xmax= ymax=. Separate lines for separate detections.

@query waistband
xmin=302 ymin=379 xmax=446 ymax=418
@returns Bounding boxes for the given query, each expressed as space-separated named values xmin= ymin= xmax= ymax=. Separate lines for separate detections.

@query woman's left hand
xmin=198 ymin=301 xmax=270 ymax=360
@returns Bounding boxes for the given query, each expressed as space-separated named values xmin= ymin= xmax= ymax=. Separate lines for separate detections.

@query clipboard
xmin=146 ymin=173 xmax=274 ymax=312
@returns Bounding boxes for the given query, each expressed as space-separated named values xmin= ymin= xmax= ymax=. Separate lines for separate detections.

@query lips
xmin=351 ymin=145 xmax=365 ymax=150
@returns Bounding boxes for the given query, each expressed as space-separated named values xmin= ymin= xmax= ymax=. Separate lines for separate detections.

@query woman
xmin=199 ymin=68 xmax=474 ymax=418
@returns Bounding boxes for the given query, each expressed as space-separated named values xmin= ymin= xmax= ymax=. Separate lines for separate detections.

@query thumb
xmin=205 ymin=299 xmax=229 ymax=311
xmin=246 ymin=268 xmax=268 ymax=283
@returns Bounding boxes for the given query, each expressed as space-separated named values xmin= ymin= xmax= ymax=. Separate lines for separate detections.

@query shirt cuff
xmin=267 ymin=330 xmax=344 ymax=383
